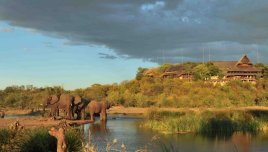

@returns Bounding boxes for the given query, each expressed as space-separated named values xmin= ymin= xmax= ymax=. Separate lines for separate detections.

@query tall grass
xmin=0 ymin=127 xmax=83 ymax=152
xmin=0 ymin=128 xmax=16 ymax=152
xmin=141 ymin=110 xmax=267 ymax=136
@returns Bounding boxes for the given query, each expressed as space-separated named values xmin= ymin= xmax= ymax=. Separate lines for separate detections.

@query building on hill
xmin=143 ymin=55 xmax=263 ymax=82
xmin=212 ymin=55 xmax=263 ymax=82
xmin=160 ymin=64 xmax=193 ymax=79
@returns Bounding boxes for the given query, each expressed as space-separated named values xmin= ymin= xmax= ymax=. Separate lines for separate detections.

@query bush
xmin=0 ymin=127 xmax=85 ymax=152
xmin=0 ymin=128 xmax=15 ymax=152
xmin=17 ymin=128 xmax=57 ymax=152
xmin=65 ymin=128 xmax=83 ymax=152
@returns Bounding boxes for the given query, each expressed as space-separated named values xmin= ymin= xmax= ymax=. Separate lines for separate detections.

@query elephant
xmin=72 ymin=95 xmax=90 ymax=120
xmin=42 ymin=95 xmax=60 ymax=117
xmin=0 ymin=110 xmax=5 ymax=118
xmin=43 ymin=94 xmax=74 ymax=119
xmin=87 ymin=100 xmax=110 ymax=122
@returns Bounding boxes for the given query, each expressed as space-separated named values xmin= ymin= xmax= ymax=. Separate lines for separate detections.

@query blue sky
xmin=0 ymin=21 xmax=156 ymax=90
xmin=1 ymin=0 xmax=268 ymax=90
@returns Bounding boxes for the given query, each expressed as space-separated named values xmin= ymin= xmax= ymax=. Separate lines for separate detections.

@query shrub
xmin=0 ymin=128 xmax=16 ymax=152
xmin=16 ymin=127 xmax=83 ymax=152
xmin=17 ymin=128 xmax=57 ymax=152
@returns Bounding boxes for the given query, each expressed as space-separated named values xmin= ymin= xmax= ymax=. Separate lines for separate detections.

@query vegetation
xmin=141 ymin=109 xmax=268 ymax=136
xmin=0 ymin=127 xmax=83 ymax=152
xmin=191 ymin=62 xmax=224 ymax=80
xmin=1 ymin=62 xmax=268 ymax=109
xmin=255 ymin=63 xmax=268 ymax=78
xmin=1 ymin=78 xmax=268 ymax=109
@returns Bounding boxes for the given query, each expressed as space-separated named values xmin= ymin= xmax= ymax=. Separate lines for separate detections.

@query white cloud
xmin=141 ymin=1 xmax=165 ymax=11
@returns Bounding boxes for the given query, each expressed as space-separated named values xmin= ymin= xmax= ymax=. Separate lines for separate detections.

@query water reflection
xmin=77 ymin=115 xmax=268 ymax=152
xmin=231 ymin=132 xmax=251 ymax=152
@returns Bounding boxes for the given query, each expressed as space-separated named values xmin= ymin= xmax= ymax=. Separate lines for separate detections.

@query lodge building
xmin=145 ymin=55 xmax=263 ymax=82
xmin=212 ymin=55 xmax=263 ymax=82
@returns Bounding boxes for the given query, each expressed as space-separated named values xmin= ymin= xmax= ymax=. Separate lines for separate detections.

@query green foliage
xmin=206 ymin=62 xmax=224 ymax=78
xmin=192 ymin=64 xmax=210 ymax=80
xmin=158 ymin=64 xmax=172 ymax=73
xmin=0 ymin=127 xmax=83 ymax=152
xmin=65 ymin=129 xmax=83 ymax=152
xmin=136 ymin=67 xmax=147 ymax=80
xmin=263 ymin=65 xmax=268 ymax=78
xmin=0 ymin=85 xmax=66 ymax=109
xmin=142 ymin=110 xmax=266 ymax=135
xmin=0 ymin=129 xmax=15 ymax=152
xmin=1 ymin=76 xmax=268 ymax=109
xmin=17 ymin=128 xmax=57 ymax=152
xmin=84 ymin=84 xmax=109 ymax=100
xmin=191 ymin=63 xmax=223 ymax=80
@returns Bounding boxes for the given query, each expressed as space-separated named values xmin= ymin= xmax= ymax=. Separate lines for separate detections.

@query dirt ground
xmin=0 ymin=106 xmax=147 ymax=128
xmin=1 ymin=106 xmax=268 ymax=128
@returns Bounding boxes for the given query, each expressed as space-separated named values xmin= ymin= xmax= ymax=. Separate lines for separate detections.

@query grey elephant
xmin=0 ymin=110 xmax=5 ymax=118
xmin=42 ymin=95 xmax=60 ymax=117
xmin=72 ymin=95 xmax=90 ymax=120
xmin=43 ymin=94 xmax=74 ymax=119
xmin=87 ymin=100 xmax=110 ymax=122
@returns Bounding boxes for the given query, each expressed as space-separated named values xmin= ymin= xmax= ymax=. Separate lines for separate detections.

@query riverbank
xmin=1 ymin=106 xmax=268 ymax=128
xmin=3 ymin=106 xmax=268 ymax=115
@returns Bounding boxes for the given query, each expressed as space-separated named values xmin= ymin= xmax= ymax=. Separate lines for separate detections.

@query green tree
xmin=192 ymin=64 xmax=210 ymax=80
xmin=206 ymin=62 xmax=224 ymax=78
xmin=136 ymin=67 xmax=147 ymax=80
xmin=158 ymin=64 xmax=172 ymax=73
xmin=263 ymin=65 xmax=268 ymax=78
xmin=85 ymin=84 xmax=109 ymax=100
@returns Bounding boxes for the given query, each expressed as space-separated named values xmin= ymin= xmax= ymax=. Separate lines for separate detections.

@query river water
xmin=6 ymin=113 xmax=268 ymax=151
xmin=78 ymin=114 xmax=268 ymax=152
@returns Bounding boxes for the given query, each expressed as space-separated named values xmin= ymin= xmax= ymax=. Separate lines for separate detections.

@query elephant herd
xmin=43 ymin=94 xmax=110 ymax=122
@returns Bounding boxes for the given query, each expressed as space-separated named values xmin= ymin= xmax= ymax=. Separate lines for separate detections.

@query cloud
xmin=98 ymin=53 xmax=117 ymax=60
xmin=0 ymin=0 xmax=268 ymax=63
xmin=140 ymin=1 xmax=165 ymax=11
xmin=0 ymin=26 xmax=15 ymax=32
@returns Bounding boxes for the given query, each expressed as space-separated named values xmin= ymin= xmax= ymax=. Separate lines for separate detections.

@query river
xmin=79 ymin=114 xmax=268 ymax=152
xmin=6 ymin=113 xmax=268 ymax=151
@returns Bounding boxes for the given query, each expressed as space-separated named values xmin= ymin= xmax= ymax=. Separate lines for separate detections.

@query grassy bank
xmin=0 ymin=127 xmax=83 ymax=152
xmin=141 ymin=109 xmax=268 ymax=136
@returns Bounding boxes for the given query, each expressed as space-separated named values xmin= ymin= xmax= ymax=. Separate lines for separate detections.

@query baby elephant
xmin=87 ymin=100 xmax=110 ymax=122
xmin=0 ymin=110 xmax=5 ymax=118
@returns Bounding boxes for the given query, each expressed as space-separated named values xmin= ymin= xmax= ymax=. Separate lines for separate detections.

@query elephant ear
xmin=74 ymin=96 xmax=82 ymax=105
xmin=50 ymin=95 xmax=59 ymax=104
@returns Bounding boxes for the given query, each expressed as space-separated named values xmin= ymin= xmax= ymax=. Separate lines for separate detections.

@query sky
xmin=0 ymin=0 xmax=268 ymax=90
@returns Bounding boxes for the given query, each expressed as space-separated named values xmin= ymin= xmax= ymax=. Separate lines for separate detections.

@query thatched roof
xmin=236 ymin=55 xmax=253 ymax=66
xmin=160 ymin=64 xmax=192 ymax=77
xmin=212 ymin=55 xmax=262 ymax=73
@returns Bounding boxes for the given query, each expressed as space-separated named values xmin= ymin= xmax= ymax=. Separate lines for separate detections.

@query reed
xmin=142 ymin=110 xmax=267 ymax=136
